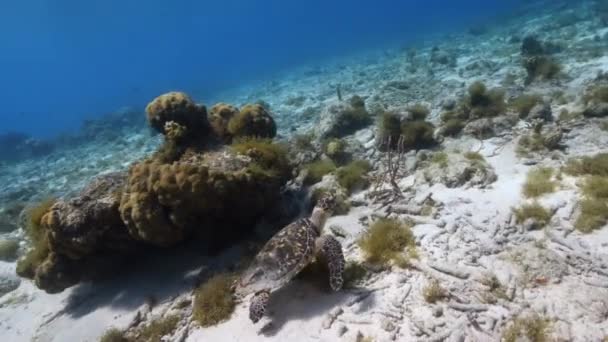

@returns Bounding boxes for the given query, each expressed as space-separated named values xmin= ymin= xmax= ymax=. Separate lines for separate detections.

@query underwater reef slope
xmin=2 ymin=1 xmax=608 ymax=341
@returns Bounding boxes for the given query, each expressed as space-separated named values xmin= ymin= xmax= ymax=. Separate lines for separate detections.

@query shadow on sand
xmin=61 ymin=241 xmax=242 ymax=319
xmin=258 ymin=280 xmax=377 ymax=337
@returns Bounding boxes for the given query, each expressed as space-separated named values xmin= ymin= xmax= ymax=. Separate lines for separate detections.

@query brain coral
xmin=145 ymin=92 xmax=208 ymax=134
xmin=227 ymin=104 xmax=277 ymax=138
xmin=208 ymin=103 xmax=240 ymax=140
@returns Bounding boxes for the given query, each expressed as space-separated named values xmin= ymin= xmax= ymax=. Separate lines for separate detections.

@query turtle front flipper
xmin=315 ymin=235 xmax=345 ymax=291
xmin=249 ymin=289 xmax=271 ymax=323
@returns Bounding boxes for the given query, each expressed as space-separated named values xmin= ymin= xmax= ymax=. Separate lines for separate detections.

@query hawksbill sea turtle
xmin=233 ymin=195 xmax=345 ymax=323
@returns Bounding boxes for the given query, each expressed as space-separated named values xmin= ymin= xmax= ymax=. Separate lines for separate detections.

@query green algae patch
xmin=523 ymin=167 xmax=557 ymax=198
xmin=193 ymin=273 xmax=236 ymax=327
xmin=303 ymin=160 xmax=337 ymax=185
xmin=513 ymin=202 xmax=552 ymax=228
xmin=336 ymin=160 xmax=371 ymax=193
xmin=358 ymin=218 xmax=417 ymax=268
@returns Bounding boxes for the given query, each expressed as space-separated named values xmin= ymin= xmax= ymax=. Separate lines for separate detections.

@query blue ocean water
xmin=1 ymin=0 xmax=526 ymax=139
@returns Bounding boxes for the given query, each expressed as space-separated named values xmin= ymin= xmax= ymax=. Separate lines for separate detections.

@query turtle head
xmin=233 ymin=266 xmax=268 ymax=299
xmin=310 ymin=193 xmax=336 ymax=233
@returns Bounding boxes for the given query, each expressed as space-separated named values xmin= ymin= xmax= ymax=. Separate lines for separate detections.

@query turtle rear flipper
xmin=250 ymin=289 xmax=271 ymax=323
xmin=315 ymin=235 xmax=345 ymax=291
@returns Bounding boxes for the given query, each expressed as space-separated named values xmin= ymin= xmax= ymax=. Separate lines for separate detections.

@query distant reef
xmin=0 ymin=132 xmax=54 ymax=163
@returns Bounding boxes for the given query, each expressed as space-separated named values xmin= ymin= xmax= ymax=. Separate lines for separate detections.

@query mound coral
xmin=324 ymin=138 xmax=350 ymax=164
xmin=208 ymin=103 xmax=239 ymax=140
xmin=126 ymin=100 xmax=286 ymax=248
xmin=376 ymin=111 xmax=402 ymax=149
xmin=438 ymin=81 xmax=509 ymax=138
xmin=227 ymin=104 xmax=277 ymax=139
xmin=407 ymin=104 xmax=430 ymax=120
xmin=416 ymin=152 xmax=497 ymax=188
xmin=377 ymin=110 xmax=437 ymax=151
xmin=464 ymin=81 xmax=506 ymax=119
xmin=441 ymin=118 xmax=466 ymax=137
xmin=582 ymin=85 xmax=608 ymax=118
xmin=145 ymin=92 xmax=208 ymax=134
xmin=317 ymin=96 xmax=372 ymax=138
xmin=120 ymin=148 xmax=287 ymax=247
xmin=401 ymin=120 xmax=436 ymax=149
